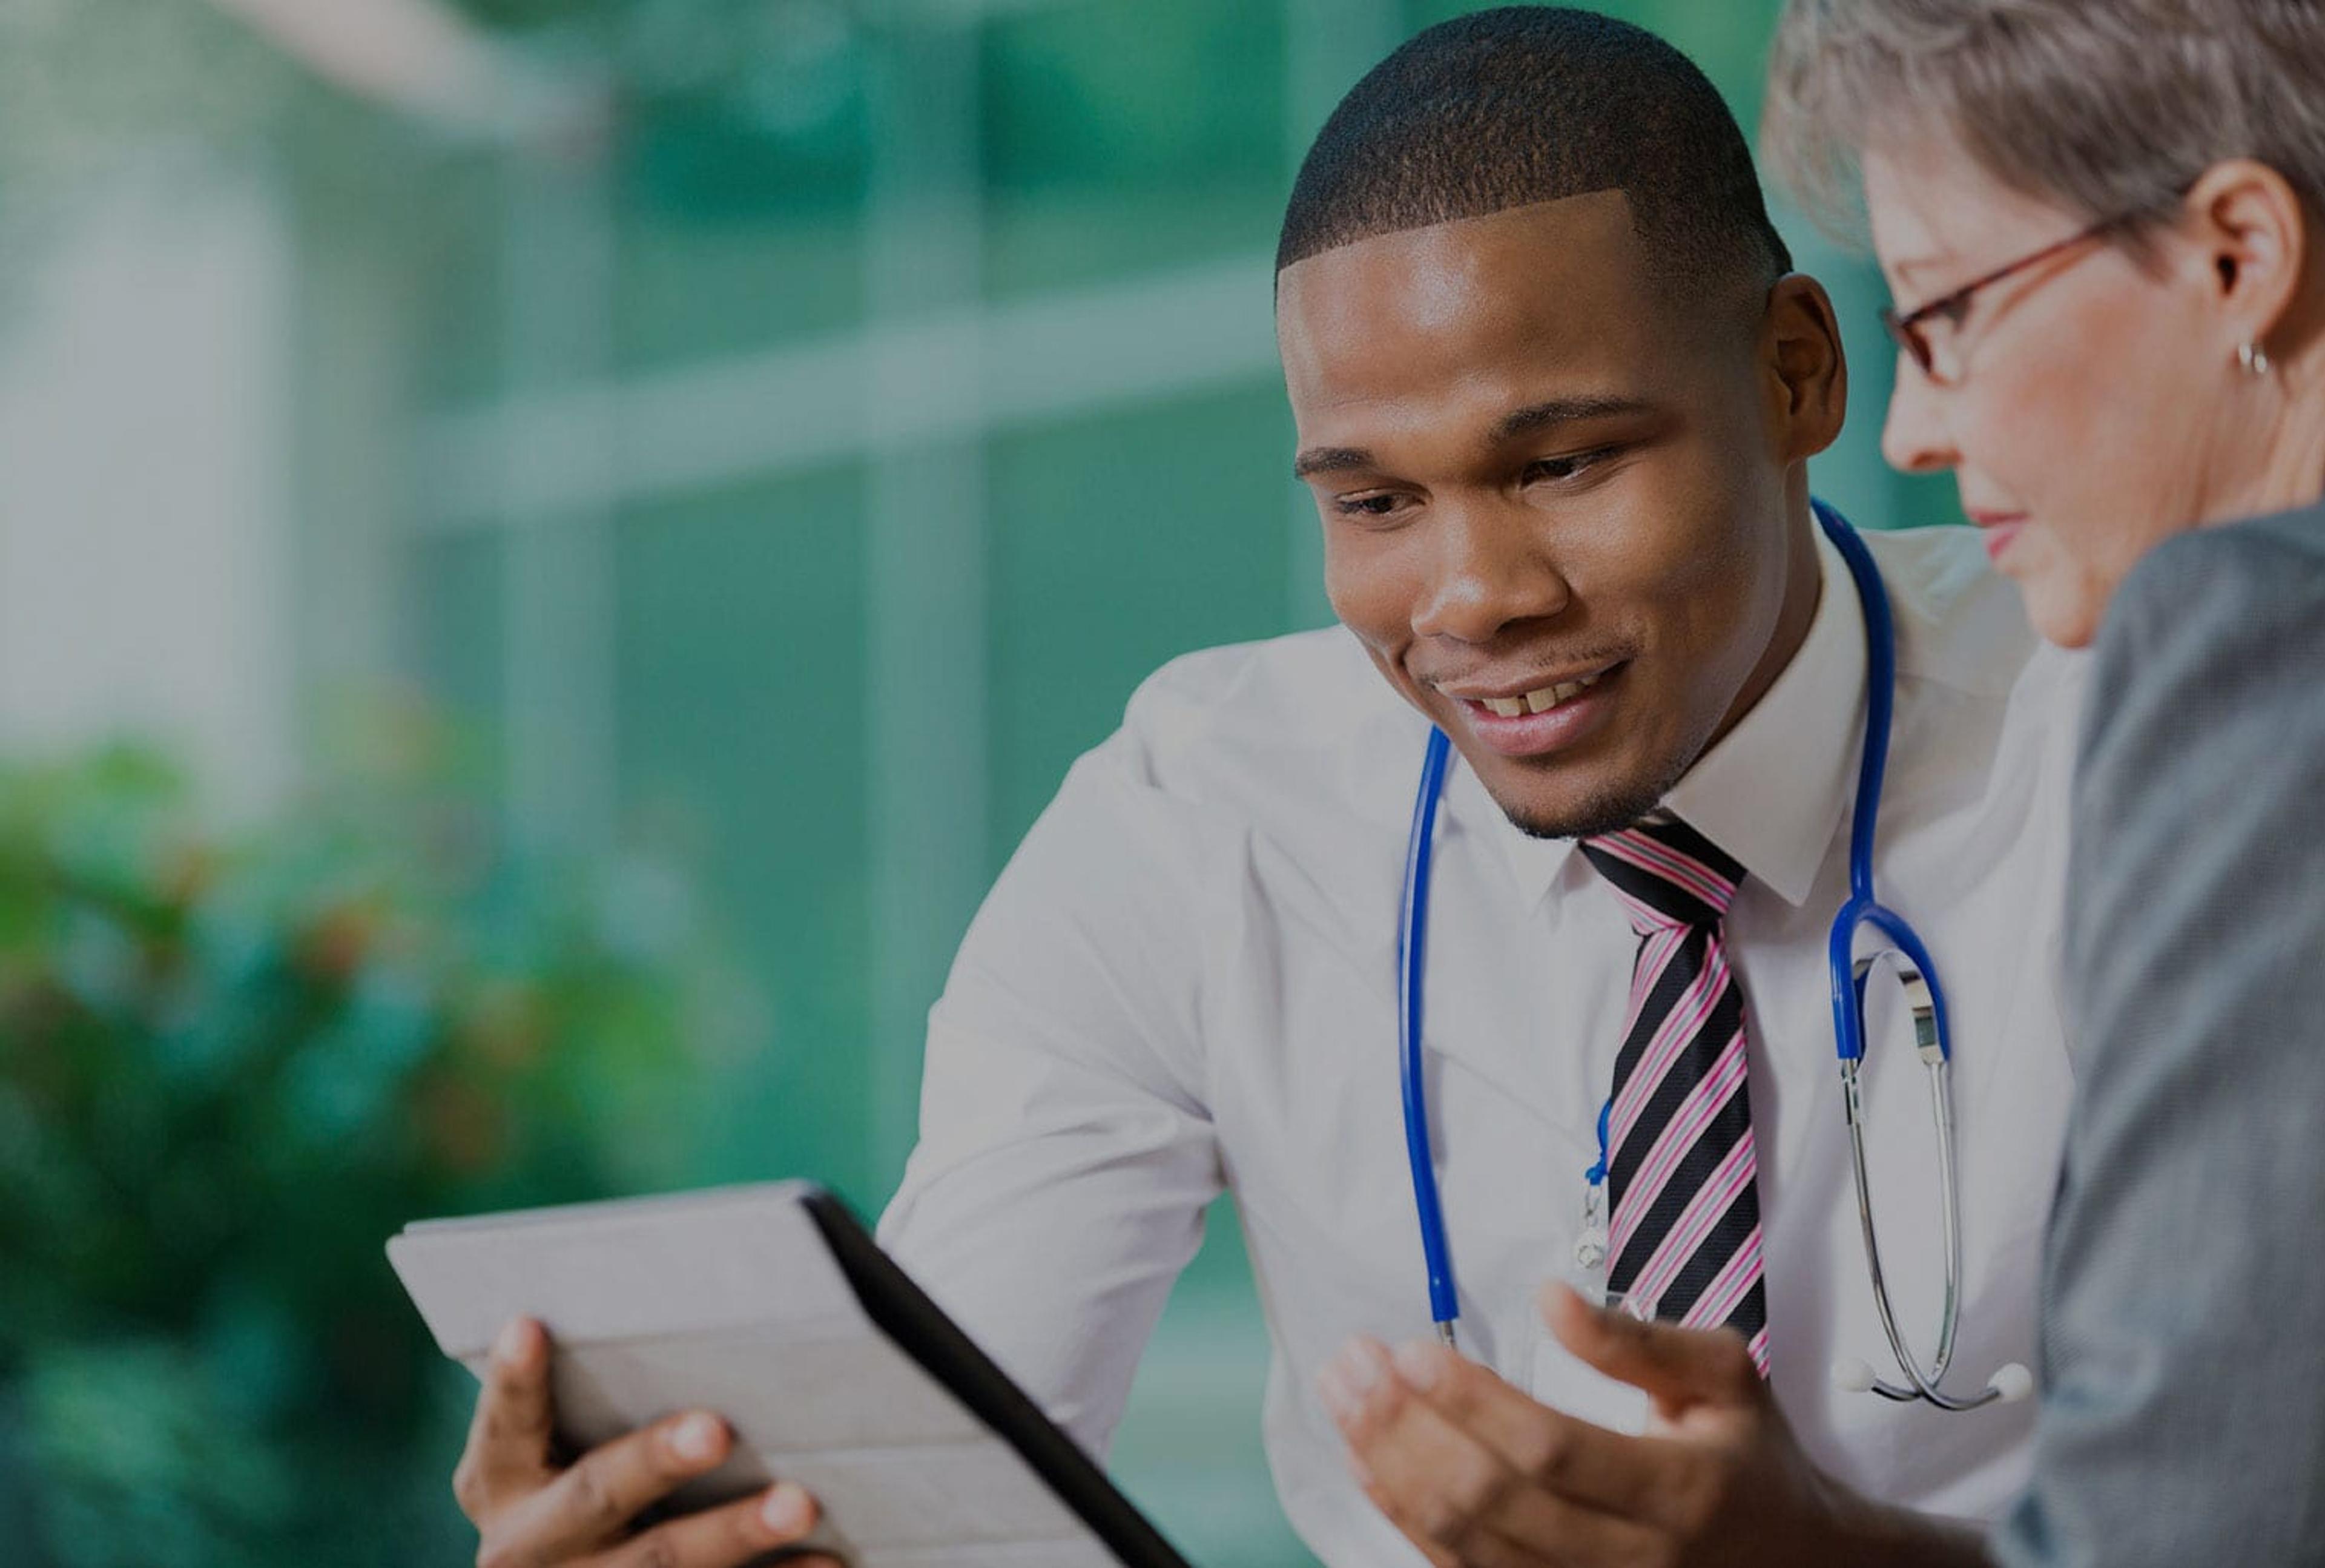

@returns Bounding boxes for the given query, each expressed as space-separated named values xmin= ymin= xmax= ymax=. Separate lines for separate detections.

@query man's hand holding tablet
xmin=453 ymin=1316 xmax=832 ymax=1568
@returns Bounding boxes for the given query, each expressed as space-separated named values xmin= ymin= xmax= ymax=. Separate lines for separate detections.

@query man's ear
xmin=2182 ymin=158 xmax=2310 ymax=359
xmin=1763 ymin=273 xmax=1848 ymax=463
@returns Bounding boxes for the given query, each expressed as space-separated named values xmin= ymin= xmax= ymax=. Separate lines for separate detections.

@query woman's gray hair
xmin=1764 ymin=0 xmax=2325 ymax=240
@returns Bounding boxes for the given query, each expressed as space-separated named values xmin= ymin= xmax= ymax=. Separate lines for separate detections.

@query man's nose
xmin=1409 ymin=501 xmax=1571 ymax=644
xmin=1881 ymin=355 xmax=1959 ymax=475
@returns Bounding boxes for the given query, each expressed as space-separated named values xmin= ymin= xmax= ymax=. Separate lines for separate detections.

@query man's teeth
xmin=1480 ymin=671 xmax=1604 ymax=718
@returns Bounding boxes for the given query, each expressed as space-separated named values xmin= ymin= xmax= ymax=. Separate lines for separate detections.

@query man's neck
xmin=1704 ymin=507 xmax=1825 ymax=754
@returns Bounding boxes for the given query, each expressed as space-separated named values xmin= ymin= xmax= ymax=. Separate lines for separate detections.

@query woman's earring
xmin=2238 ymin=340 xmax=2272 ymax=377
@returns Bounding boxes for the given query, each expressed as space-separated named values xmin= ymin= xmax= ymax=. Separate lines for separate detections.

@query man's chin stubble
xmin=1491 ymin=760 xmax=1690 ymax=842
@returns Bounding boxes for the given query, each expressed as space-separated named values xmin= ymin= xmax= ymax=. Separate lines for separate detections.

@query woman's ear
xmin=1763 ymin=272 xmax=1848 ymax=463
xmin=2184 ymin=158 xmax=2310 ymax=354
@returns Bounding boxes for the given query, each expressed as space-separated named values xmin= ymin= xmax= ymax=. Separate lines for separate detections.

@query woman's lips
xmin=1967 ymin=510 xmax=2028 ymax=564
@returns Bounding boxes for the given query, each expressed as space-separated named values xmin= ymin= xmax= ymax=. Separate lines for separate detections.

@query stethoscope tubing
xmin=1399 ymin=723 xmax=1459 ymax=1339
xmin=1396 ymin=501 xmax=2001 ymax=1409
xmin=1819 ymin=504 xmax=1956 ymax=1069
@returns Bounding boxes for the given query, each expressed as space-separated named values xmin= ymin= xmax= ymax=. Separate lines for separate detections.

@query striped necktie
xmin=1578 ymin=818 xmax=1770 ymax=1375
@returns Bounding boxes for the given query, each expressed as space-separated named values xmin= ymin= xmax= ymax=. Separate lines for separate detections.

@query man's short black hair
xmin=1278 ymin=6 xmax=1793 ymax=295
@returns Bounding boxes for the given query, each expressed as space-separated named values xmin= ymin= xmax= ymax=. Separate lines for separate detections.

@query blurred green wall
xmin=288 ymin=2 xmax=1953 ymax=1563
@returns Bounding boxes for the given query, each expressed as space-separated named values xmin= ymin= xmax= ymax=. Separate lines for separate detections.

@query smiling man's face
xmin=1278 ymin=190 xmax=1840 ymax=839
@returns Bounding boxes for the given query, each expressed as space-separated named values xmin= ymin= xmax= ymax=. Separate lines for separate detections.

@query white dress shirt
xmin=880 ymin=522 xmax=2086 ymax=1567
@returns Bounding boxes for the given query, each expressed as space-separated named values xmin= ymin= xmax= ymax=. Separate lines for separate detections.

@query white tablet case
xmin=388 ymin=1182 xmax=1135 ymax=1568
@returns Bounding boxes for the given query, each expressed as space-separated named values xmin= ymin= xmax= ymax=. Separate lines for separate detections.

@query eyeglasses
xmin=1879 ymin=211 xmax=2140 ymax=385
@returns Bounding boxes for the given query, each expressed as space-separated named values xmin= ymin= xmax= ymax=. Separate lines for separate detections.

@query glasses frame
xmin=1878 ymin=210 xmax=2143 ymax=384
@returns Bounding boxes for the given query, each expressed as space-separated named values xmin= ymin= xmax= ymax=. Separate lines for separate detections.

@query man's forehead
xmin=1275 ymin=186 xmax=1674 ymax=409
xmin=1275 ymin=187 xmax=1642 ymax=311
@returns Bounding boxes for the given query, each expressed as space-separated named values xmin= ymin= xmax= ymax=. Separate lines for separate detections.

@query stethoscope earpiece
xmin=1829 ymin=1356 xmax=2035 ymax=1408
xmin=1991 ymin=1362 xmax=2035 ymax=1404
xmin=1832 ymin=1356 xmax=1878 ymax=1394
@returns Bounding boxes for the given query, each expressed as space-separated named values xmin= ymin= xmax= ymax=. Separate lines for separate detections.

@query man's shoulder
xmin=1856 ymin=526 xmax=2088 ymax=875
xmin=1859 ymin=522 xmax=2073 ymax=704
xmin=1129 ymin=623 xmax=1376 ymax=716
xmin=1105 ymin=625 xmax=1416 ymax=810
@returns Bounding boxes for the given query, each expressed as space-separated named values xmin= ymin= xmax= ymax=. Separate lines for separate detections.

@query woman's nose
xmin=1410 ymin=503 xmax=1571 ymax=644
xmin=1881 ymin=355 xmax=1959 ymax=475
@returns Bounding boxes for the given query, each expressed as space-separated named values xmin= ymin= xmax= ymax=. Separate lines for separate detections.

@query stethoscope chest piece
xmin=1572 ymin=1180 xmax=1608 ymax=1271
xmin=1572 ymin=1098 xmax=1611 ymax=1272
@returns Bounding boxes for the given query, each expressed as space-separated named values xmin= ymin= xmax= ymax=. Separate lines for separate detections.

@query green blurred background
xmin=0 ymin=2 xmax=1953 ymax=1564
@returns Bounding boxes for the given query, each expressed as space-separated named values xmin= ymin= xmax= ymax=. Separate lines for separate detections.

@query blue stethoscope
xmin=1397 ymin=500 xmax=2029 ymax=1411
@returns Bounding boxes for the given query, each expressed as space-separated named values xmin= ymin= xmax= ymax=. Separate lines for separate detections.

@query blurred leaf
xmin=0 ymin=731 xmax=747 ymax=1565
xmin=20 ymin=1338 xmax=290 ymax=1568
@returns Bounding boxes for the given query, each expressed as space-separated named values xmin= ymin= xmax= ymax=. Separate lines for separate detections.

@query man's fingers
xmin=1353 ymin=1478 xmax=1525 ymax=1568
xmin=505 ymin=1409 xmax=736 ymax=1561
xmin=1383 ymin=1338 xmax=1670 ymax=1521
xmin=594 ymin=1480 xmax=822 ymax=1568
xmin=456 ymin=1318 xmax=558 ymax=1518
xmin=1326 ymin=1339 xmax=1651 ymax=1566
xmin=1344 ymin=1394 xmax=1522 ymax=1568
xmin=1540 ymin=1283 xmax=1764 ymax=1418
xmin=1355 ymin=1397 xmax=1650 ymax=1567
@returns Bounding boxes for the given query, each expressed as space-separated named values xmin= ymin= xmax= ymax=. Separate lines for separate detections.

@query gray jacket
xmin=1996 ymin=506 xmax=2325 ymax=1566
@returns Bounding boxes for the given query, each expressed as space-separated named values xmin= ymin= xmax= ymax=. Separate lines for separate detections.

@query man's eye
xmin=1523 ymin=448 xmax=1609 ymax=484
xmin=1334 ymin=492 xmax=1404 ymax=517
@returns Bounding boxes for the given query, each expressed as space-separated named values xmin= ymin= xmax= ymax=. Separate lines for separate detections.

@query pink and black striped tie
xmin=1578 ymin=818 xmax=1770 ymax=1375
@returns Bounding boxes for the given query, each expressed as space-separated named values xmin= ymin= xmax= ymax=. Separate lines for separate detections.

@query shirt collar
xmin=1466 ymin=524 xmax=1866 ymax=911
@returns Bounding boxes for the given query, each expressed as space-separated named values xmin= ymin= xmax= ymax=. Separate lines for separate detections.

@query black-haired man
xmin=451 ymin=12 xmax=2083 ymax=1567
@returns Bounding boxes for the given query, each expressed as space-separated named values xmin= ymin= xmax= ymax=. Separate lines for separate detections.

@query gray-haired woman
xmin=1382 ymin=5 xmax=2325 ymax=1566
xmin=1763 ymin=4 xmax=2325 ymax=1564
xmin=1769 ymin=0 xmax=2325 ymax=647
xmin=1314 ymin=5 xmax=2325 ymax=1567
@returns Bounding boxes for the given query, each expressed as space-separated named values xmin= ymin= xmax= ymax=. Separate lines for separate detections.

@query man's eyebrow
xmin=1491 ymin=395 xmax=1656 ymax=443
xmin=1291 ymin=397 xmax=1655 ymax=479
xmin=1291 ymin=446 xmax=1373 ymax=480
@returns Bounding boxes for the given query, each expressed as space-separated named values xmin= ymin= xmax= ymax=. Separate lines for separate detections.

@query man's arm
xmin=449 ymin=693 xmax=1230 ymax=1563
xmin=1993 ymin=518 xmax=2325 ymax=1566
xmin=877 ymin=717 xmax=1229 ymax=1457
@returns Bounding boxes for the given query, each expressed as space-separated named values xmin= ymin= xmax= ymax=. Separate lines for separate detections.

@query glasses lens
xmin=1878 ymin=307 xmax=1936 ymax=380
